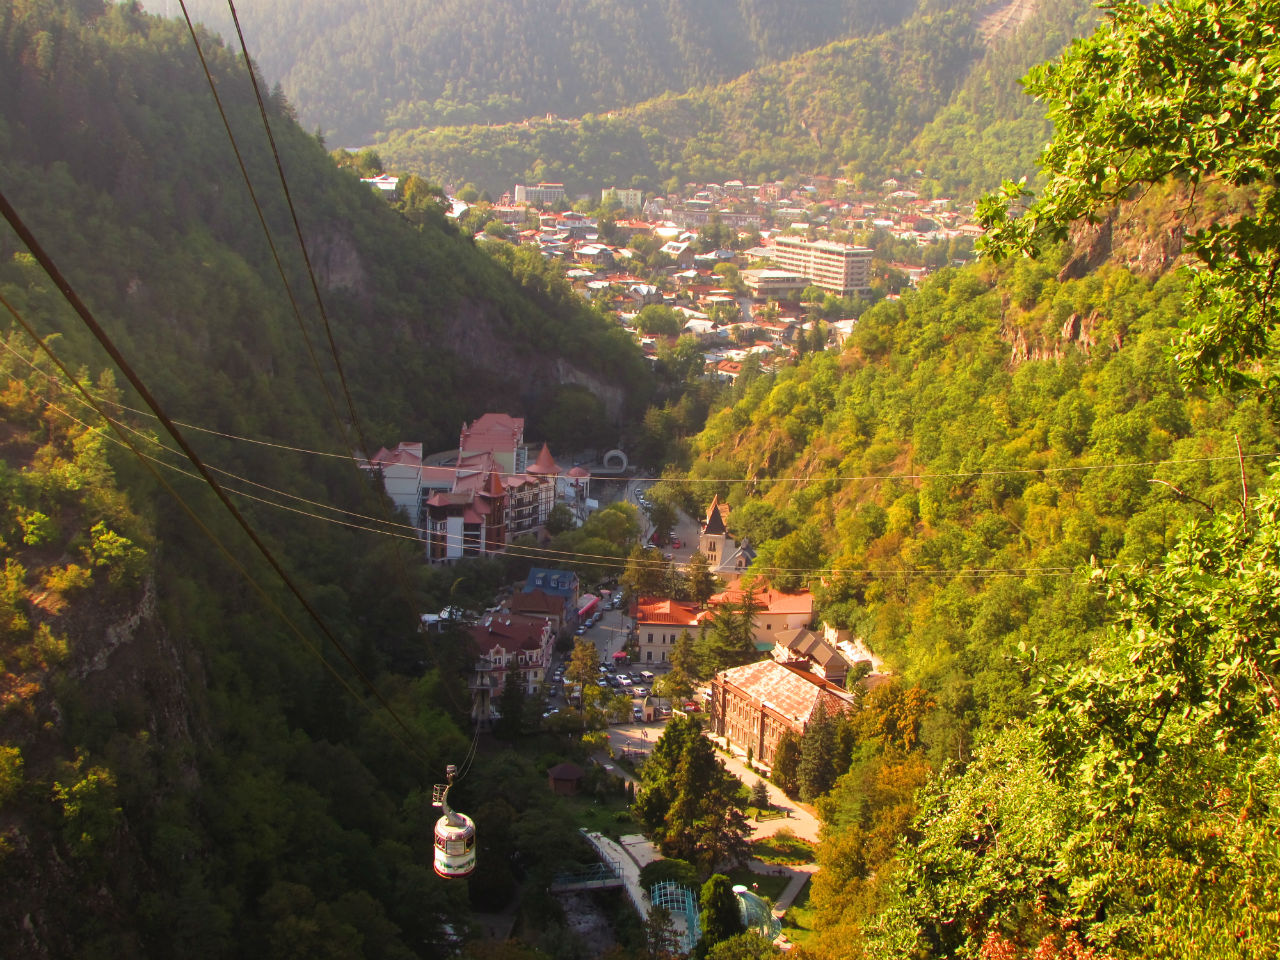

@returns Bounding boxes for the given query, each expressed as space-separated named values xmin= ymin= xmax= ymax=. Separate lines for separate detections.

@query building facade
xmin=469 ymin=612 xmax=556 ymax=723
xmin=513 ymin=182 xmax=567 ymax=206
xmin=601 ymin=186 xmax=643 ymax=209
xmin=768 ymin=236 xmax=872 ymax=297
xmin=708 ymin=660 xmax=856 ymax=767
xmin=634 ymin=598 xmax=702 ymax=664
xmin=707 ymin=584 xmax=814 ymax=651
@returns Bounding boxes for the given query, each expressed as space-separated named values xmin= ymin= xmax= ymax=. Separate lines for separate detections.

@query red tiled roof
xmin=527 ymin=443 xmax=561 ymax=476
xmin=508 ymin=589 xmax=566 ymax=618
xmin=715 ymin=659 xmax=854 ymax=725
xmin=471 ymin=612 xmax=550 ymax=653
xmin=421 ymin=464 xmax=457 ymax=486
xmin=460 ymin=413 xmax=524 ymax=455
xmin=635 ymin=597 xmax=701 ymax=626
xmin=369 ymin=444 xmax=422 ymax=467
xmin=709 ymin=585 xmax=813 ymax=616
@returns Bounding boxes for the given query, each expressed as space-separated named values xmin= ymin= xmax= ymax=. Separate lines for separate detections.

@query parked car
xmin=633 ymin=707 xmax=644 ymax=722
xmin=671 ymin=538 xmax=683 ymax=549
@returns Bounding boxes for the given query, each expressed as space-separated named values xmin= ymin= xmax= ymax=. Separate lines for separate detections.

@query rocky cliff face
xmin=309 ymin=221 xmax=630 ymax=421
xmin=0 ymin=578 xmax=207 ymax=958
xmin=1054 ymin=180 xmax=1243 ymax=283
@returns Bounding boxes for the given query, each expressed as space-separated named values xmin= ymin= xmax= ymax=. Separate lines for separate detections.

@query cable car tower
xmin=432 ymin=763 xmax=476 ymax=879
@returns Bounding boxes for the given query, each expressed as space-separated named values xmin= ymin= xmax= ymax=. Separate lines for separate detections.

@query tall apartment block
xmin=513 ymin=182 xmax=567 ymax=206
xmin=769 ymin=236 xmax=873 ymax=297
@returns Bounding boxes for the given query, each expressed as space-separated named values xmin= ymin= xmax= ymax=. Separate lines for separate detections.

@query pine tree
xmin=772 ymin=730 xmax=801 ymax=797
xmin=699 ymin=874 xmax=745 ymax=956
xmin=798 ymin=701 xmax=838 ymax=801
xmin=495 ymin=668 xmax=526 ymax=741
xmin=634 ymin=716 xmax=750 ymax=872
xmin=685 ymin=550 xmax=716 ymax=605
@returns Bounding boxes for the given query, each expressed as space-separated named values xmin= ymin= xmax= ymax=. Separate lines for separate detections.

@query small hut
xmin=547 ymin=761 xmax=585 ymax=797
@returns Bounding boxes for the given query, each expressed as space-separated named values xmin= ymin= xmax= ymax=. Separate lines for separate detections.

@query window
xmin=647 ymin=632 xmax=653 ymax=642
xmin=647 ymin=650 xmax=652 ymax=661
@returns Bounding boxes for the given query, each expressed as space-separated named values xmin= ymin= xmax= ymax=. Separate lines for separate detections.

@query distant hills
xmin=151 ymin=0 xmax=919 ymax=146
xmin=370 ymin=0 xmax=1102 ymax=198
xmin=156 ymin=0 xmax=1100 ymax=199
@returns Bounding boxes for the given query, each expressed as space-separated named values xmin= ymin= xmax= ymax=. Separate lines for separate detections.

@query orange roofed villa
xmin=362 ymin=413 xmax=569 ymax=562
xmin=634 ymin=597 xmax=703 ymax=665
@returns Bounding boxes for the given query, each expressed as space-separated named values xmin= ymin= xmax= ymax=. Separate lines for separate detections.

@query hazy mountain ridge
xmin=373 ymin=0 xmax=1100 ymax=197
xmin=152 ymin=0 xmax=919 ymax=146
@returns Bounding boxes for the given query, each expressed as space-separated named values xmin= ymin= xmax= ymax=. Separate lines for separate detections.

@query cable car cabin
xmin=432 ymin=765 xmax=476 ymax=879
xmin=433 ymin=810 xmax=476 ymax=879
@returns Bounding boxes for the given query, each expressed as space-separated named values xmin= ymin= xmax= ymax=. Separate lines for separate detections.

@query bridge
xmin=549 ymin=859 xmax=624 ymax=892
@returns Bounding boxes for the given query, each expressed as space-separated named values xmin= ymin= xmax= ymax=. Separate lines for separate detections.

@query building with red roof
xmin=459 ymin=413 xmax=527 ymax=474
xmin=706 ymin=581 xmax=814 ymax=650
xmin=634 ymin=597 xmax=702 ymax=665
xmin=469 ymin=611 xmax=556 ymax=722
xmin=708 ymin=659 xmax=856 ymax=768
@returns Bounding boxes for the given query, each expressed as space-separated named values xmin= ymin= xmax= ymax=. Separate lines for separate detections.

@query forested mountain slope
xmin=374 ymin=0 xmax=1099 ymax=198
xmin=153 ymin=0 xmax=918 ymax=146
xmin=0 ymin=2 xmax=646 ymax=954
xmin=659 ymin=2 xmax=1280 ymax=956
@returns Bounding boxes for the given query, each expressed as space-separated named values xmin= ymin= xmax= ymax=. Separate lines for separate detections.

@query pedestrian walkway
xmin=583 ymin=830 xmax=695 ymax=953
xmin=746 ymin=860 xmax=817 ymax=917
xmin=711 ymin=746 xmax=822 ymax=844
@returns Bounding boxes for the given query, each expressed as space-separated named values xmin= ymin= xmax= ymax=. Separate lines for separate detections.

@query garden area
xmin=748 ymin=829 xmax=814 ymax=865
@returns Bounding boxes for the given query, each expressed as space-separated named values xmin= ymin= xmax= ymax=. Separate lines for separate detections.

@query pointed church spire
xmin=703 ymin=494 xmax=727 ymax=535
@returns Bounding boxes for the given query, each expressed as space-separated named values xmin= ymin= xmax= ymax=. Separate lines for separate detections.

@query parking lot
xmin=542 ymin=591 xmax=672 ymax=725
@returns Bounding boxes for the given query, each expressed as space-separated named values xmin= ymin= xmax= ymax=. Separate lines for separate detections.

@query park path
xmin=712 ymin=747 xmax=822 ymax=845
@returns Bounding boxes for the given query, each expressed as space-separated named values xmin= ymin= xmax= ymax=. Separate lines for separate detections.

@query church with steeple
xmin=699 ymin=494 xmax=756 ymax=576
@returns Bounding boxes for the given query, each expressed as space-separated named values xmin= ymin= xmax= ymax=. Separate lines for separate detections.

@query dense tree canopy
xmin=633 ymin=715 xmax=750 ymax=874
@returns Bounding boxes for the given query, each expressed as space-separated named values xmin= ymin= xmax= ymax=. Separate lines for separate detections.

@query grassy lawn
xmin=727 ymin=865 xmax=791 ymax=902
xmin=749 ymin=832 xmax=815 ymax=864
xmin=780 ymin=878 xmax=815 ymax=945
xmin=562 ymin=793 xmax=642 ymax=838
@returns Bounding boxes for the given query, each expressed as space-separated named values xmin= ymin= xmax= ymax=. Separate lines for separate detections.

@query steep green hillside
xmin=0 ymin=2 xmax=647 ymax=953
xmin=157 ymin=0 xmax=917 ymax=146
xmin=668 ymin=2 xmax=1280 ymax=957
xmin=679 ymin=252 xmax=1273 ymax=723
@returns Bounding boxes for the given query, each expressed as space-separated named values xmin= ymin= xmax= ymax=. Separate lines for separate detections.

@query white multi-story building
xmin=601 ymin=186 xmax=643 ymax=209
xmin=768 ymin=236 xmax=873 ymax=297
xmin=513 ymin=182 xmax=567 ymax=206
